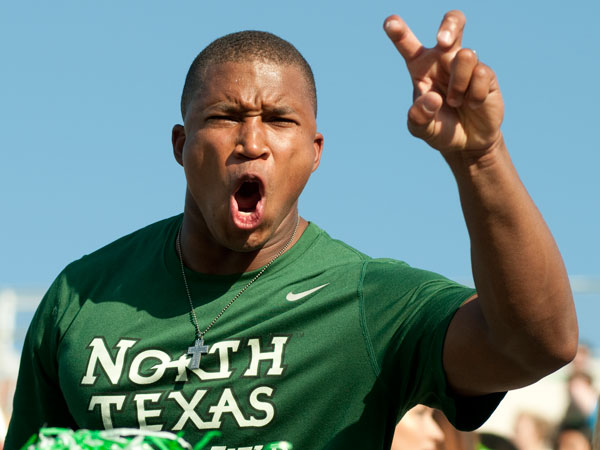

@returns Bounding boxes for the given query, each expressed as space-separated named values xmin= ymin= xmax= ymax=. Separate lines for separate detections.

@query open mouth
xmin=235 ymin=181 xmax=261 ymax=212
xmin=230 ymin=177 xmax=265 ymax=229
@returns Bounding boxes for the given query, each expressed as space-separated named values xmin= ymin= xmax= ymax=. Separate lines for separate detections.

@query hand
xmin=384 ymin=11 xmax=504 ymax=157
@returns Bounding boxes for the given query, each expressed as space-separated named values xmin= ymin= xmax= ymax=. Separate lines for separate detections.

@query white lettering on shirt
xmin=190 ymin=340 xmax=241 ymax=381
xmin=129 ymin=349 xmax=172 ymax=385
xmin=88 ymin=394 xmax=126 ymax=429
xmin=244 ymin=337 xmax=289 ymax=377
xmin=168 ymin=390 xmax=217 ymax=430
xmin=81 ymin=335 xmax=289 ymax=433
xmin=134 ymin=392 xmax=163 ymax=430
xmin=81 ymin=337 xmax=137 ymax=385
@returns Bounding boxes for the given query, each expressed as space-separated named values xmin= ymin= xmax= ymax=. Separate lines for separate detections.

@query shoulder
xmin=304 ymin=222 xmax=371 ymax=263
xmin=362 ymin=258 xmax=453 ymax=287
xmin=304 ymin=223 xmax=471 ymax=297
xmin=361 ymin=258 xmax=475 ymax=306
xmin=301 ymin=223 xmax=454 ymax=288
xmin=45 ymin=214 xmax=181 ymax=313
xmin=33 ymin=215 xmax=181 ymax=333
xmin=65 ymin=214 xmax=181 ymax=278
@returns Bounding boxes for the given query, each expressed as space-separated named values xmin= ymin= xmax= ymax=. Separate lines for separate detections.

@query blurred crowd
xmin=391 ymin=344 xmax=599 ymax=450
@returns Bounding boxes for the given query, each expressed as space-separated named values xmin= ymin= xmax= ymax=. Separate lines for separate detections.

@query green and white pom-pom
xmin=22 ymin=428 xmax=292 ymax=450
xmin=22 ymin=428 xmax=193 ymax=450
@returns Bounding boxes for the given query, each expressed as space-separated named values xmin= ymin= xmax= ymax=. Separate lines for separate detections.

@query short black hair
xmin=180 ymin=30 xmax=317 ymax=119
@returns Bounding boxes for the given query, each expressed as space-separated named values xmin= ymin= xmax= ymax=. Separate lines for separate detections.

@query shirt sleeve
xmin=359 ymin=259 xmax=504 ymax=431
xmin=5 ymin=271 xmax=78 ymax=450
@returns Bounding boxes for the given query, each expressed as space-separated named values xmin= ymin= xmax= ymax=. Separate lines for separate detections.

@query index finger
xmin=384 ymin=15 xmax=424 ymax=61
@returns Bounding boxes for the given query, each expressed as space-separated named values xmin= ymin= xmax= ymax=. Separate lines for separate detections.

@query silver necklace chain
xmin=176 ymin=216 xmax=299 ymax=341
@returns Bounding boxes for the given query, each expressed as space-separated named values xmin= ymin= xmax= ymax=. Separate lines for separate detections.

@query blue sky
xmin=1 ymin=2 xmax=599 ymax=341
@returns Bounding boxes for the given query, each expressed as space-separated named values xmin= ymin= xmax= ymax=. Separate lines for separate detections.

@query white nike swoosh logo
xmin=285 ymin=283 xmax=329 ymax=302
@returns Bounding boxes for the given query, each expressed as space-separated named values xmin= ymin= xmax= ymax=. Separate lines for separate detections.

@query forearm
xmin=447 ymin=137 xmax=578 ymax=375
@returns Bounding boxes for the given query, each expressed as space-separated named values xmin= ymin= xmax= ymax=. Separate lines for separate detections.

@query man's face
xmin=173 ymin=60 xmax=323 ymax=252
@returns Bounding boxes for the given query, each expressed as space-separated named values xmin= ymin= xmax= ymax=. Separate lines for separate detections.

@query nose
xmin=234 ymin=117 xmax=270 ymax=160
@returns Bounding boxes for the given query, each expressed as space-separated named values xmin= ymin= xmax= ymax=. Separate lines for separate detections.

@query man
xmin=6 ymin=10 xmax=577 ymax=450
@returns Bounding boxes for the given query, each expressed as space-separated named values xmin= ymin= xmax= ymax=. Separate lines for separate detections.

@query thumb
xmin=407 ymin=91 xmax=442 ymax=141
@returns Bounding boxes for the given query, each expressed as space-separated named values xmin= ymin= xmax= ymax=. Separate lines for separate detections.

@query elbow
xmin=505 ymin=314 xmax=579 ymax=383
xmin=552 ymin=327 xmax=579 ymax=369
xmin=509 ymin=335 xmax=578 ymax=387
xmin=534 ymin=318 xmax=579 ymax=376
xmin=531 ymin=289 xmax=579 ymax=376
xmin=542 ymin=344 xmax=577 ymax=376
xmin=550 ymin=302 xmax=580 ymax=369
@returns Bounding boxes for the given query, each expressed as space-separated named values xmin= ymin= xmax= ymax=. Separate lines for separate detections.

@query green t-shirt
xmin=6 ymin=215 xmax=503 ymax=450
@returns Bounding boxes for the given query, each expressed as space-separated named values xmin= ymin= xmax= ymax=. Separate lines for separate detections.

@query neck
xmin=178 ymin=205 xmax=306 ymax=275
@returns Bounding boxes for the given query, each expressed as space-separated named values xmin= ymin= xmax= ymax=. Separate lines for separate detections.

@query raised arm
xmin=384 ymin=10 xmax=577 ymax=396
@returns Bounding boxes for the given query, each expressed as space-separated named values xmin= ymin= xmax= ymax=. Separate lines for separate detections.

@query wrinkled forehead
xmin=190 ymin=60 xmax=315 ymax=114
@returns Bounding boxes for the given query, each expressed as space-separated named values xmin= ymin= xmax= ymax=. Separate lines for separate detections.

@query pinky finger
xmin=467 ymin=63 xmax=494 ymax=109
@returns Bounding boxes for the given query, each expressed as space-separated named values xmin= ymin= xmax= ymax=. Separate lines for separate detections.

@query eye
xmin=268 ymin=116 xmax=297 ymax=126
xmin=207 ymin=115 xmax=237 ymax=122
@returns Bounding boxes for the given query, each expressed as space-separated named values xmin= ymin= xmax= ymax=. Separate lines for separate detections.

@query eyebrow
xmin=208 ymin=103 xmax=297 ymax=116
xmin=267 ymin=106 xmax=297 ymax=115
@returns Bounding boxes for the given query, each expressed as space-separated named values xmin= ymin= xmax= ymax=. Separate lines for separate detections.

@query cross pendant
xmin=187 ymin=337 xmax=209 ymax=370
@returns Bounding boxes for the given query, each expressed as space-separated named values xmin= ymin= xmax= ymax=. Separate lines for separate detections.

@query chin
xmin=223 ymin=226 xmax=270 ymax=253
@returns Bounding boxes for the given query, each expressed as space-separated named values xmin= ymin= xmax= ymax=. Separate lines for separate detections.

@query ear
xmin=172 ymin=124 xmax=186 ymax=166
xmin=311 ymin=132 xmax=324 ymax=172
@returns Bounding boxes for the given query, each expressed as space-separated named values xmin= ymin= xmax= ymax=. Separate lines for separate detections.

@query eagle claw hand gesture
xmin=384 ymin=11 xmax=504 ymax=158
